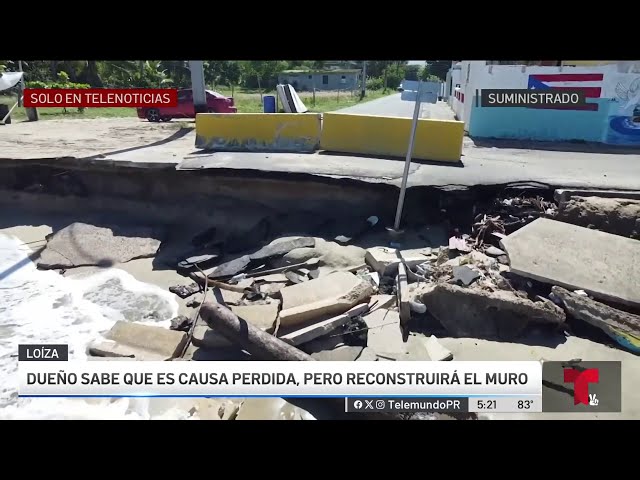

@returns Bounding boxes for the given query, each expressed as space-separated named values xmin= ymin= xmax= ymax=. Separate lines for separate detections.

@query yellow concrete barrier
xmin=195 ymin=113 xmax=322 ymax=153
xmin=320 ymin=112 xmax=464 ymax=162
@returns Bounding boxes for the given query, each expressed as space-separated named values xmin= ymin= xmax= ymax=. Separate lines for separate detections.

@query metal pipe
xmin=393 ymin=82 xmax=422 ymax=231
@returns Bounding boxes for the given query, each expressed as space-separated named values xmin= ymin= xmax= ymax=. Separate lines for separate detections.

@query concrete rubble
xmin=89 ymin=321 xmax=188 ymax=361
xmin=42 ymin=187 xmax=637 ymax=420
xmin=365 ymin=246 xmax=433 ymax=276
xmin=38 ymin=222 xmax=163 ymax=269
xmin=550 ymin=286 xmax=640 ymax=353
xmin=421 ymin=283 xmax=565 ymax=339
xmin=278 ymin=271 xmax=374 ymax=327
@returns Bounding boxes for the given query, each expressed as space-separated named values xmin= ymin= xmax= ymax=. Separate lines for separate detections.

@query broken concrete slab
xmin=277 ymin=238 xmax=366 ymax=272
xmin=551 ymin=286 xmax=640 ymax=353
xmin=89 ymin=321 xmax=188 ymax=360
xmin=202 ymin=255 xmax=251 ymax=279
xmin=279 ymin=303 xmax=369 ymax=346
xmin=38 ymin=223 xmax=163 ymax=269
xmin=556 ymin=196 xmax=640 ymax=239
xmin=424 ymin=335 xmax=454 ymax=361
xmin=365 ymin=246 xmax=433 ymax=276
xmin=311 ymin=345 xmax=364 ymax=361
xmin=500 ymin=218 xmax=640 ymax=308
xmin=278 ymin=271 xmax=374 ymax=327
xmin=364 ymin=309 xmax=406 ymax=356
xmin=421 ymin=283 xmax=565 ymax=339
xmin=230 ymin=302 xmax=279 ymax=333
xmin=235 ymin=398 xmax=316 ymax=420
xmin=249 ymin=237 xmax=315 ymax=261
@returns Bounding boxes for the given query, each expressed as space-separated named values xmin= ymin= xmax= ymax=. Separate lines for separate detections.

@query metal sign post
xmin=393 ymin=81 xmax=422 ymax=231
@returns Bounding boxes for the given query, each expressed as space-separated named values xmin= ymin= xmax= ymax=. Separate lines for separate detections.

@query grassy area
xmin=217 ymin=87 xmax=392 ymax=113
xmin=0 ymin=88 xmax=393 ymax=121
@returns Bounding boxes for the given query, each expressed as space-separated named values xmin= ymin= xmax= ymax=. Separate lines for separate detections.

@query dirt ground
xmin=0 ymin=117 xmax=192 ymax=160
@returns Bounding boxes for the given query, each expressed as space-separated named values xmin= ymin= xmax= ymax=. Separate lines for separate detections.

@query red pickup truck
xmin=137 ymin=88 xmax=237 ymax=122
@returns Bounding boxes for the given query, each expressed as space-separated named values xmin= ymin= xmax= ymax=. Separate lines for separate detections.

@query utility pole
xmin=189 ymin=60 xmax=207 ymax=114
xmin=360 ymin=61 xmax=367 ymax=99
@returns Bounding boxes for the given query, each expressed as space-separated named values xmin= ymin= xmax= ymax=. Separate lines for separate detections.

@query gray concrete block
xmin=501 ymin=218 xmax=640 ymax=308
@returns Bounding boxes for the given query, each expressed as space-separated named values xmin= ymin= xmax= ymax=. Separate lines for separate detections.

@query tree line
xmin=0 ymin=60 xmax=451 ymax=94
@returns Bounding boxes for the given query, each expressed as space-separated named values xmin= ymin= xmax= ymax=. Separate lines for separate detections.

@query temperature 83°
xmin=517 ymin=399 xmax=534 ymax=410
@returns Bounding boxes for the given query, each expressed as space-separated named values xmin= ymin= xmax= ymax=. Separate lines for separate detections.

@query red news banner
xmin=23 ymin=88 xmax=178 ymax=108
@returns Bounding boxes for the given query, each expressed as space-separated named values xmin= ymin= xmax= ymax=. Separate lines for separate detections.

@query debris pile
xmin=31 ymin=190 xmax=640 ymax=419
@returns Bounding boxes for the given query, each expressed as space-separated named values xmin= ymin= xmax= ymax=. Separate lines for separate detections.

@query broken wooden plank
xmin=198 ymin=301 xmax=407 ymax=420
xmin=199 ymin=301 xmax=312 ymax=361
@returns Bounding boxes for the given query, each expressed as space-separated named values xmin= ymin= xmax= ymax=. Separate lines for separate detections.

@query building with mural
xmin=446 ymin=60 xmax=640 ymax=146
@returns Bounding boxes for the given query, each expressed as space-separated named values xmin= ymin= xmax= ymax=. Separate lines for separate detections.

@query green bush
xmin=366 ymin=76 xmax=384 ymax=90
xmin=385 ymin=68 xmax=404 ymax=89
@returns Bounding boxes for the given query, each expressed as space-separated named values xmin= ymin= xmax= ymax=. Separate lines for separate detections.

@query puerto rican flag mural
xmin=527 ymin=73 xmax=603 ymax=110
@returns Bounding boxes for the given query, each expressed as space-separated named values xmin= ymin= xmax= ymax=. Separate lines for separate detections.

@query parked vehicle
xmin=137 ymin=89 xmax=237 ymax=122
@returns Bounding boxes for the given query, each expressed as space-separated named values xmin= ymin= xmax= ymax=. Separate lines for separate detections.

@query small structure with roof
xmin=277 ymin=69 xmax=361 ymax=91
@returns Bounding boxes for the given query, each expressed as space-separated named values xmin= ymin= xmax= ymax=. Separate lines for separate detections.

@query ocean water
xmin=0 ymin=233 xmax=189 ymax=420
